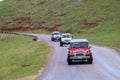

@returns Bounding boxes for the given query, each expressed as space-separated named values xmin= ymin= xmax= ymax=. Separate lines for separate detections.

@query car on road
xmin=51 ymin=31 xmax=61 ymax=41
xmin=60 ymin=33 xmax=72 ymax=46
xmin=67 ymin=39 xmax=93 ymax=64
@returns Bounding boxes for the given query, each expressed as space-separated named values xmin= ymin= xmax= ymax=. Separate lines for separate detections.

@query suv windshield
xmin=53 ymin=33 xmax=60 ymax=35
xmin=62 ymin=35 xmax=71 ymax=38
xmin=70 ymin=42 xmax=88 ymax=48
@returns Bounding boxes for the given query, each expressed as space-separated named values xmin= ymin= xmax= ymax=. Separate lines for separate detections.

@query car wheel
xmin=88 ymin=59 xmax=92 ymax=64
xmin=68 ymin=60 xmax=72 ymax=65
xmin=88 ymin=54 xmax=93 ymax=64
xmin=60 ymin=42 xmax=63 ymax=46
xmin=51 ymin=38 xmax=54 ymax=41
xmin=67 ymin=57 xmax=72 ymax=65
xmin=59 ymin=38 xmax=61 ymax=41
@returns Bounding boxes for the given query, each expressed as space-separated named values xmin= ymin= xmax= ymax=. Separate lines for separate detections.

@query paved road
xmin=31 ymin=34 xmax=120 ymax=80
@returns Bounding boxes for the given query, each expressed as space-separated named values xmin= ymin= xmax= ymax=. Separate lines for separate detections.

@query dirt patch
xmin=31 ymin=0 xmax=45 ymax=6
xmin=0 ymin=27 xmax=31 ymax=32
xmin=0 ymin=18 xmax=33 ymax=32
xmin=1 ymin=18 xmax=62 ymax=32
xmin=12 ymin=18 xmax=31 ymax=25
xmin=17 ymin=0 xmax=23 ymax=1
xmin=49 ymin=24 xmax=62 ymax=32
xmin=59 ymin=13 xmax=67 ymax=17
xmin=83 ymin=22 xmax=99 ymax=29
xmin=4 ymin=18 xmax=32 ymax=29
xmin=0 ymin=17 xmax=99 ymax=32
xmin=0 ymin=23 xmax=62 ymax=32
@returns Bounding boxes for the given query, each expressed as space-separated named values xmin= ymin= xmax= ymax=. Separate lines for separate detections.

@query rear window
xmin=70 ymin=42 xmax=88 ymax=48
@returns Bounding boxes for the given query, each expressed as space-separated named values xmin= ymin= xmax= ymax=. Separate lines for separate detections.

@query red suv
xmin=67 ymin=39 xmax=93 ymax=65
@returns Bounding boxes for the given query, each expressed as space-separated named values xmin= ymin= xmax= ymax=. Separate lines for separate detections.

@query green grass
xmin=0 ymin=0 xmax=120 ymax=29
xmin=0 ymin=34 xmax=50 ymax=80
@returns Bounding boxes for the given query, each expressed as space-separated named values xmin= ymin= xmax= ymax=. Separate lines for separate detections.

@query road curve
xmin=31 ymin=34 xmax=120 ymax=80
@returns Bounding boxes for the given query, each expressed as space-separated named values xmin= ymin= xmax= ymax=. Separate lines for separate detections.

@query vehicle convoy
xmin=51 ymin=31 xmax=61 ymax=41
xmin=60 ymin=33 xmax=72 ymax=46
xmin=67 ymin=39 xmax=93 ymax=65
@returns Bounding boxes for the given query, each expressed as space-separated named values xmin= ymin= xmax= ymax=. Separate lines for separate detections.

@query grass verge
xmin=0 ymin=34 xmax=51 ymax=80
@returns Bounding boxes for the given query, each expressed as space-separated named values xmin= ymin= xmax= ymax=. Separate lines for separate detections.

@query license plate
xmin=66 ymin=42 xmax=69 ymax=43
xmin=77 ymin=56 xmax=84 ymax=59
xmin=70 ymin=56 xmax=83 ymax=59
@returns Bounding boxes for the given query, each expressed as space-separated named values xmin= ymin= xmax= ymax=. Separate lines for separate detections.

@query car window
xmin=53 ymin=33 xmax=60 ymax=35
xmin=62 ymin=35 xmax=71 ymax=38
xmin=70 ymin=42 xmax=88 ymax=48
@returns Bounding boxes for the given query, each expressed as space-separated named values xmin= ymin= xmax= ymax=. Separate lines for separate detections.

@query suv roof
xmin=62 ymin=33 xmax=71 ymax=35
xmin=52 ymin=31 xmax=60 ymax=34
xmin=70 ymin=39 xmax=88 ymax=43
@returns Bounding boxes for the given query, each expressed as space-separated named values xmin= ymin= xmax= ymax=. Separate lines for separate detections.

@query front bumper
xmin=62 ymin=42 xmax=70 ymax=44
xmin=52 ymin=37 xmax=61 ymax=40
xmin=70 ymin=56 xmax=90 ymax=60
xmin=61 ymin=40 xmax=70 ymax=44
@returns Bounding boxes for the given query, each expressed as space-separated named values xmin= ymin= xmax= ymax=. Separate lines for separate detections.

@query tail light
xmin=70 ymin=52 xmax=74 ymax=57
xmin=86 ymin=50 xmax=90 ymax=56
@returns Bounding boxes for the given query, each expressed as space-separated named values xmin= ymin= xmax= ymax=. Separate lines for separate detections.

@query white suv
xmin=60 ymin=33 xmax=72 ymax=46
xmin=51 ymin=31 xmax=61 ymax=41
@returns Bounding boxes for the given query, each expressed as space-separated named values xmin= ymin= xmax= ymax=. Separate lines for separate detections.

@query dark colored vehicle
xmin=51 ymin=31 xmax=61 ymax=41
xmin=67 ymin=39 xmax=93 ymax=65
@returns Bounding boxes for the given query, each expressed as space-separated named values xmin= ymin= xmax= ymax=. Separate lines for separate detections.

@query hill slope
xmin=0 ymin=0 xmax=120 ymax=51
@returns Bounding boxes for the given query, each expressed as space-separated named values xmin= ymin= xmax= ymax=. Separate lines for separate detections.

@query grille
xmin=75 ymin=51 xmax=85 ymax=56
xmin=65 ymin=40 xmax=69 ymax=42
xmin=76 ymin=54 xmax=84 ymax=56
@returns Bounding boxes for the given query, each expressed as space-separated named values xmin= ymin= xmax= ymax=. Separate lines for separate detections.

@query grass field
xmin=0 ymin=34 xmax=50 ymax=80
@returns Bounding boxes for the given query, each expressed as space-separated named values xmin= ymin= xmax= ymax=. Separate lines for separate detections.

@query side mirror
xmin=60 ymin=38 xmax=61 ymax=41
xmin=88 ymin=45 xmax=92 ymax=49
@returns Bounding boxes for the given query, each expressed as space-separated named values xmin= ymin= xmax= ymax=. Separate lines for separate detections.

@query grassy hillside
xmin=0 ymin=34 xmax=50 ymax=80
xmin=0 ymin=0 xmax=120 ymax=30
xmin=0 ymin=0 xmax=119 ymax=46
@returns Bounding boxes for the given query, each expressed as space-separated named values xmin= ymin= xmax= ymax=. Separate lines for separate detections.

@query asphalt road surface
xmin=30 ymin=34 xmax=120 ymax=80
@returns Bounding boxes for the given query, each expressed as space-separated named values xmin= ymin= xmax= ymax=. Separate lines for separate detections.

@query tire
xmin=88 ymin=54 xmax=93 ymax=64
xmin=60 ymin=41 xmax=63 ymax=46
xmin=88 ymin=59 xmax=92 ymax=64
xmin=68 ymin=60 xmax=72 ymax=65
xmin=67 ymin=57 xmax=72 ymax=65
xmin=59 ymin=38 xmax=61 ymax=41
xmin=51 ymin=38 xmax=54 ymax=41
